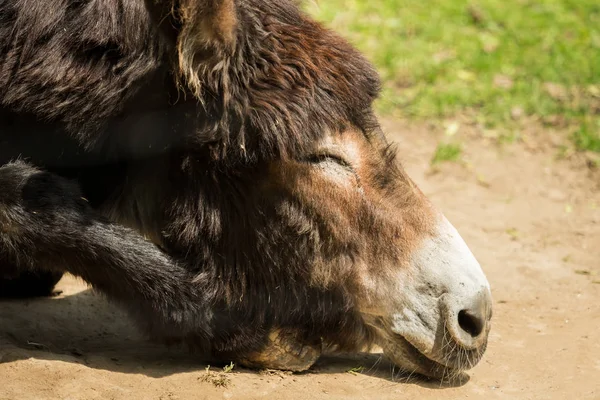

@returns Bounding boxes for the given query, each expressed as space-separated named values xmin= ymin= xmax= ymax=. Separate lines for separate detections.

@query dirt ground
xmin=1 ymin=119 xmax=599 ymax=400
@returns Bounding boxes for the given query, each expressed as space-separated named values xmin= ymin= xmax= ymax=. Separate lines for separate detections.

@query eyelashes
xmin=303 ymin=153 xmax=353 ymax=170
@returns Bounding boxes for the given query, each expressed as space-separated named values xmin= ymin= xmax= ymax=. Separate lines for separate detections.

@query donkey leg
xmin=0 ymin=160 xmax=212 ymax=344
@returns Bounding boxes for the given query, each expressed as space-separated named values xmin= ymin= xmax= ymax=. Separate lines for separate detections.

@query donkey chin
xmin=363 ymin=214 xmax=492 ymax=380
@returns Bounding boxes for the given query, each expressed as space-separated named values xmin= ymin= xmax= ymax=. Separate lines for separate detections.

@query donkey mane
xmin=0 ymin=0 xmax=381 ymax=163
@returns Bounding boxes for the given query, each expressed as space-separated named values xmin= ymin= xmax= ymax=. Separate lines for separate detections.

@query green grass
xmin=222 ymin=362 xmax=235 ymax=373
xmin=347 ymin=366 xmax=366 ymax=374
xmin=306 ymin=0 xmax=600 ymax=152
xmin=431 ymin=143 xmax=463 ymax=164
xmin=573 ymin=119 xmax=600 ymax=152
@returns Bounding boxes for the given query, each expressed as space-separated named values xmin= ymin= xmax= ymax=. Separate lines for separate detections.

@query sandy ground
xmin=1 ymin=119 xmax=599 ymax=400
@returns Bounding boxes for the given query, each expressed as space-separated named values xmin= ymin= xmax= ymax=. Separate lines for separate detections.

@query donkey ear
xmin=177 ymin=0 xmax=238 ymax=46
xmin=175 ymin=0 xmax=238 ymax=95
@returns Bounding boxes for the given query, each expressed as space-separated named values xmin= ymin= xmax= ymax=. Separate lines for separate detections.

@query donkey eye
xmin=304 ymin=153 xmax=353 ymax=170
xmin=303 ymin=152 xmax=359 ymax=185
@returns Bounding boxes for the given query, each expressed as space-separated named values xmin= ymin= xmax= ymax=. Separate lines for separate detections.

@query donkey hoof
xmin=239 ymin=329 xmax=321 ymax=372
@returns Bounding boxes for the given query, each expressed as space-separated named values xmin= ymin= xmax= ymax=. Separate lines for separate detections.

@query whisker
xmin=366 ymin=353 xmax=383 ymax=374
xmin=403 ymin=368 xmax=416 ymax=385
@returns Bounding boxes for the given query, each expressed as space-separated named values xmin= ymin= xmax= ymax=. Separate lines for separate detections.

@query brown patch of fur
xmin=264 ymin=129 xmax=437 ymax=309
xmin=176 ymin=0 xmax=238 ymax=97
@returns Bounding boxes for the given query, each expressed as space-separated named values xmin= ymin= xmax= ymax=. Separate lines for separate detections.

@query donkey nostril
xmin=457 ymin=309 xmax=485 ymax=338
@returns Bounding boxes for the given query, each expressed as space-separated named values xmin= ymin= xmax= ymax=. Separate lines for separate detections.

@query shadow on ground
xmin=0 ymin=280 xmax=467 ymax=390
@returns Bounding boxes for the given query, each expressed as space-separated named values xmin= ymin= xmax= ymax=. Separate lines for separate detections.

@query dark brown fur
xmin=0 ymin=0 xmax=433 ymax=365
xmin=0 ymin=0 xmax=379 ymax=161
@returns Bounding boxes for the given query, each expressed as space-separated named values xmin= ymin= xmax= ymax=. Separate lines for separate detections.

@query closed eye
xmin=302 ymin=152 xmax=361 ymax=188
xmin=304 ymin=153 xmax=353 ymax=170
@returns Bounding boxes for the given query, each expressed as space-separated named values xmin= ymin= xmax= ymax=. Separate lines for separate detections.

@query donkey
xmin=0 ymin=0 xmax=492 ymax=379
